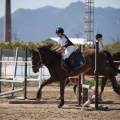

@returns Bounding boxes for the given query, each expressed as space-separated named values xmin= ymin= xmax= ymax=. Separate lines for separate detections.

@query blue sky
xmin=0 ymin=0 xmax=120 ymax=18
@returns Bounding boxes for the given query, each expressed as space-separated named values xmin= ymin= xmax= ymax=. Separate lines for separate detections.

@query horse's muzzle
xmin=32 ymin=65 xmax=39 ymax=73
xmin=32 ymin=68 xmax=39 ymax=73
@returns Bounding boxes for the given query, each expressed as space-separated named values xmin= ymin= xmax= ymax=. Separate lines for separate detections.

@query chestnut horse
xmin=64 ymin=51 xmax=120 ymax=101
xmin=30 ymin=45 xmax=120 ymax=108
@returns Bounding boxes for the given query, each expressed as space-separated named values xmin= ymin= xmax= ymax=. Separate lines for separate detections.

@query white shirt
xmin=95 ymin=40 xmax=103 ymax=50
xmin=58 ymin=35 xmax=67 ymax=46
xmin=99 ymin=42 xmax=103 ymax=50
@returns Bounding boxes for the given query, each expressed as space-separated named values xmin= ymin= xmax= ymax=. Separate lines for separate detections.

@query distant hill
xmin=0 ymin=1 xmax=120 ymax=44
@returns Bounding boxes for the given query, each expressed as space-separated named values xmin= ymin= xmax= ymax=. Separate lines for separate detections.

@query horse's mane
xmin=53 ymin=50 xmax=62 ymax=59
xmin=38 ymin=45 xmax=62 ymax=60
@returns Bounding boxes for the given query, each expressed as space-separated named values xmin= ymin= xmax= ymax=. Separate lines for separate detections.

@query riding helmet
xmin=56 ymin=27 xmax=64 ymax=34
xmin=96 ymin=33 xmax=102 ymax=39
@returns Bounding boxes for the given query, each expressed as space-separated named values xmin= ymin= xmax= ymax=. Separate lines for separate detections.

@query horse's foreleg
xmin=99 ymin=77 xmax=108 ymax=101
xmin=58 ymin=79 xmax=66 ymax=108
xmin=37 ymin=77 xmax=55 ymax=101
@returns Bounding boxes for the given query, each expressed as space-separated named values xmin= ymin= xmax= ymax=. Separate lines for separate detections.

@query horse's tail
xmin=103 ymin=50 xmax=120 ymax=73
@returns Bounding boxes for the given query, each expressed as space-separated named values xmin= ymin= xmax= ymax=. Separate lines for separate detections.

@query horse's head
xmin=29 ymin=44 xmax=53 ymax=73
xmin=29 ymin=49 xmax=42 ymax=73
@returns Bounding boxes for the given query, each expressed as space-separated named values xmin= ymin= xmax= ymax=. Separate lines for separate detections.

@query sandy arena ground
xmin=0 ymin=85 xmax=120 ymax=120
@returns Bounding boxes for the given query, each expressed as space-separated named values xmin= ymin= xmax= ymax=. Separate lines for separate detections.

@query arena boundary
xmin=0 ymin=47 xmax=43 ymax=99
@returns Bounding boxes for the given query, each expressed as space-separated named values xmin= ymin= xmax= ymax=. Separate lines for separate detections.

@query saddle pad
xmin=74 ymin=52 xmax=86 ymax=69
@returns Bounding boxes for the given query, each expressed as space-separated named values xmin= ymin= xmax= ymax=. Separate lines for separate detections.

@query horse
xmin=60 ymin=51 xmax=120 ymax=101
xmin=30 ymin=45 xmax=120 ymax=108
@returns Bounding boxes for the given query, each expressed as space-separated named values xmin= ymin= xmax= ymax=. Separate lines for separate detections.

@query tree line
xmin=0 ymin=40 xmax=120 ymax=50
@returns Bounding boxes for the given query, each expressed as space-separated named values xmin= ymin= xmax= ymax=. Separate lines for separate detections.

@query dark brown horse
xmin=30 ymin=45 xmax=120 ymax=108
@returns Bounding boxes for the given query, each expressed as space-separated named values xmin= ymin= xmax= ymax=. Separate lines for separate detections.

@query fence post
xmin=24 ymin=46 xmax=27 ymax=99
xmin=0 ymin=48 xmax=2 ymax=93
xmin=78 ymin=45 xmax=81 ymax=105
xmin=95 ymin=40 xmax=99 ymax=109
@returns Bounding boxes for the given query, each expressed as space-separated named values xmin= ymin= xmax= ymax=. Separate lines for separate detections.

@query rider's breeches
xmin=63 ymin=46 xmax=75 ymax=60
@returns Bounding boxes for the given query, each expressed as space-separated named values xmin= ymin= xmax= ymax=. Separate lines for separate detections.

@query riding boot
xmin=64 ymin=58 xmax=74 ymax=73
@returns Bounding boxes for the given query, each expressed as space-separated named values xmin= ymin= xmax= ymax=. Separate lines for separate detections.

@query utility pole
xmin=4 ymin=0 xmax=11 ymax=42
xmin=84 ymin=0 xmax=94 ymax=43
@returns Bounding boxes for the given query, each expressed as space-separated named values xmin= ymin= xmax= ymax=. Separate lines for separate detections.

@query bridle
xmin=31 ymin=49 xmax=43 ymax=69
xmin=32 ymin=49 xmax=55 ymax=69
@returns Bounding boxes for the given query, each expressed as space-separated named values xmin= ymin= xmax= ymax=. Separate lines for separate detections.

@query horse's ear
xmin=46 ymin=44 xmax=53 ymax=49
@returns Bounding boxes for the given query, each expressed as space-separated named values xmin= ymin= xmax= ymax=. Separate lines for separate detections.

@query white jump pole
xmin=12 ymin=47 xmax=18 ymax=96
xmin=0 ymin=88 xmax=24 ymax=96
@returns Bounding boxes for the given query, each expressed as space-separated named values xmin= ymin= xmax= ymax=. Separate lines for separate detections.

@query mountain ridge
xmin=0 ymin=1 xmax=120 ymax=44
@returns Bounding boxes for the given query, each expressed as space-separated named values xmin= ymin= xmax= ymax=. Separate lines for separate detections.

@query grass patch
xmin=68 ymin=79 xmax=113 ymax=87
xmin=84 ymin=79 xmax=112 ymax=87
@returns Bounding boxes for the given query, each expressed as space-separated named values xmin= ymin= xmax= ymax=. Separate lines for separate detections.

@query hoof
xmin=98 ymin=98 xmax=103 ymax=101
xmin=36 ymin=94 xmax=41 ymax=101
xmin=58 ymin=102 xmax=64 ymax=108
xmin=98 ymin=95 xmax=103 ymax=101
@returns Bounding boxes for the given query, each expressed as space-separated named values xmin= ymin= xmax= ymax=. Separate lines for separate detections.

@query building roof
xmin=49 ymin=37 xmax=93 ymax=45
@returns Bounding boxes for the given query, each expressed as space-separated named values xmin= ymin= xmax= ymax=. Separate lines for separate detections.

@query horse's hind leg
xmin=108 ymin=75 xmax=120 ymax=95
xmin=73 ymin=83 xmax=78 ymax=94
xmin=37 ymin=77 xmax=55 ymax=101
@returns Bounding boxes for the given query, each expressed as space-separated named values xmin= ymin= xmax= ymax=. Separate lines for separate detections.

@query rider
xmin=95 ymin=33 xmax=104 ymax=50
xmin=54 ymin=27 xmax=75 ymax=73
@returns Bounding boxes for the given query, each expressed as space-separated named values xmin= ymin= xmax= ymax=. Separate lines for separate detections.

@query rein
xmin=32 ymin=50 xmax=55 ymax=68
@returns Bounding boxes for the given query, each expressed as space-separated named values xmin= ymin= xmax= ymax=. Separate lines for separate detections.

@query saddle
xmin=62 ymin=48 xmax=86 ymax=71
xmin=68 ymin=48 xmax=81 ymax=65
